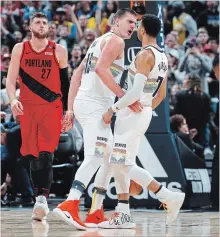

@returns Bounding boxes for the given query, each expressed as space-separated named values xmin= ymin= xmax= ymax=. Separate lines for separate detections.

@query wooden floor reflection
xmin=1 ymin=208 xmax=219 ymax=237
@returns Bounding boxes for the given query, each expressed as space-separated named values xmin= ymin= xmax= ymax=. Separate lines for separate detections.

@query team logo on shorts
xmin=94 ymin=136 xmax=108 ymax=158
xmin=110 ymin=147 xmax=127 ymax=164
xmin=95 ymin=142 xmax=106 ymax=158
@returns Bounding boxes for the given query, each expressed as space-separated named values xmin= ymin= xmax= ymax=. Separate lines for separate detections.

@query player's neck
xmin=142 ymin=35 xmax=157 ymax=48
xmin=30 ymin=37 xmax=49 ymax=51
xmin=111 ymin=26 xmax=123 ymax=39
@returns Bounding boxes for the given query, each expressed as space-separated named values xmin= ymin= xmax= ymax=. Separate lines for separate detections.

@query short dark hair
xmin=170 ymin=114 xmax=185 ymax=133
xmin=208 ymin=37 xmax=219 ymax=44
xmin=213 ymin=53 xmax=219 ymax=68
xmin=141 ymin=14 xmax=161 ymax=37
xmin=114 ymin=8 xmax=137 ymax=20
xmin=30 ymin=12 xmax=48 ymax=23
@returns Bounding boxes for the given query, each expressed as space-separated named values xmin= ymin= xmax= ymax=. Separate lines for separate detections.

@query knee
xmin=30 ymin=151 xmax=53 ymax=171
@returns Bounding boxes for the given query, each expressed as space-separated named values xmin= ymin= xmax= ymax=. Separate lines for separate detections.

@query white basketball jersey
xmin=76 ymin=32 xmax=124 ymax=106
xmin=127 ymin=45 xmax=168 ymax=106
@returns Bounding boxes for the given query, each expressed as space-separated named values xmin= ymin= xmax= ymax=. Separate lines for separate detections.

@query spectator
xmin=197 ymin=28 xmax=209 ymax=48
xmin=170 ymin=114 xmax=204 ymax=157
xmin=208 ymin=37 xmax=219 ymax=53
xmin=69 ymin=44 xmax=82 ymax=70
xmin=1 ymin=124 xmax=34 ymax=206
xmin=1 ymin=22 xmax=23 ymax=52
xmin=78 ymin=14 xmax=88 ymax=33
xmin=167 ymin=49 xmax=184 ymax=90
xmin=1 ymin=54 xmax=10 ymax=89
xmin=197 ymin=1 xmax=219 ymax=38
xmin=179 ymin=37 xmax=213 ymax=93
xmin=171 ymin=1 xmax=197 ymax=45
xmin=173 ymin=73 xmax=214 ymax=158
xmin=55 ymin=7 xmax=77 ymax=42
xmin=48 ymin=22 xmax=67 ymax=50
xmin=79 ymin=28 xmax=96 ymax=52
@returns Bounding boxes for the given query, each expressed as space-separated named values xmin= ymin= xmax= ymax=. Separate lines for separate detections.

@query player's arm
xmin=110 ymin=50 xmax=154 ymax=112
xmin=68 ymin=58 xmax=86 ymax=112
xmin=6 ymin=43 xmax=24 ymax=115
xmin=94 ymin=35 xmax=125 ymax=98
xmin=152 ymin=73 xmax=167 ymax=110
xmin=56 ymin=44 xmax=70 ymax=111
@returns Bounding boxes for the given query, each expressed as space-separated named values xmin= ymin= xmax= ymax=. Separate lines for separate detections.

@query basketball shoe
xmin=98 ymin=211 xmax=136 ymax=229
xmin=32 ymin=196 xmax=49 ymax=221
xmin=85 ymin=206 xmax=107 ymax=228
xmin=53 ymin=200 xmax=86 ymax=230
xmin=159 ymin=191 xmax=185 ymax=225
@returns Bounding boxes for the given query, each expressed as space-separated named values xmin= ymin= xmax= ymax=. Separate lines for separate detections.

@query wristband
xmin=9 ymin=97 xmax=16 ymax=104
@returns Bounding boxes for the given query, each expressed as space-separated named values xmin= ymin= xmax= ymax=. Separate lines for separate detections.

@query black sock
xmin=118 ymin=200 xmax=129 ymax=204
xmin=154 ymin=184 xmax=163 ymax=194
xmin=32 ymin=166 xmax=53 ymax=198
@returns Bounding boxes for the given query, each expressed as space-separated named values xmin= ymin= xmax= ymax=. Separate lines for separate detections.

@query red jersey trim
xmin=51 ymin=42 xmax=60 ymax=67
xmin=28 ymin=41 xmax=49 ymax=55
xmin=20 ymin=42 xmax=25 ymax=63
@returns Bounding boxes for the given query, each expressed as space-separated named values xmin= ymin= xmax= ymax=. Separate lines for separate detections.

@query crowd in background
xmin=0 ymin=1 xmax=219 ymax=207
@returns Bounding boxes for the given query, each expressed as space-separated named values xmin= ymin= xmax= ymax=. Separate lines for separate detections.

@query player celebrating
xmin=90 ymin=14 xmax=185 ymax=228
xmin=53 ymin=8 xmax=142 ymax=230
xmin=6 ymin=12 xmax=69 ymax=221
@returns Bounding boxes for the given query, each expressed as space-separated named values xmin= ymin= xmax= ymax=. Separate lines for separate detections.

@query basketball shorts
xmin=110 ymin=106 xmax=152 ymax=165
xmin=74 ymin=99 xmax=113 ymax=158
xmin=19 ymin=99 xmax=63 ymax=157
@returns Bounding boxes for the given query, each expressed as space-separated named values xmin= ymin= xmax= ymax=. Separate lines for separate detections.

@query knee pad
xmin=72 ymin=180 xmax=86 ymax=193
xmin=31 ymin=151 xmax=54 ymax=171
xmin=93 ymin=187 xmax=107 ymax=196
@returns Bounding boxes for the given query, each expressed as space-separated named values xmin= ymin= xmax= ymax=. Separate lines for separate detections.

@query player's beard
xmin=32 ymin=29 xmax=48 ymax=39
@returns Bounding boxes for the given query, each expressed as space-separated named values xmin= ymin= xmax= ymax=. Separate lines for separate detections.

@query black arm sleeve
xmin=60 ymin=67 xmax=70 ymax=111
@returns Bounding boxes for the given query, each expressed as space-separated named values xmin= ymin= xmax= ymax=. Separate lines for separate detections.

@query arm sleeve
xmin=112 ymin=73 xmax=146 ymax=111
xmin=60 ymin=67 xmax=70 ymax=111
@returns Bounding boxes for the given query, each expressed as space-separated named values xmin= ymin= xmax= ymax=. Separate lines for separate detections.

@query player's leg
xmin=53 ymin=100 xmax=111 ymax=229
xmin=31 ymin=100 xmax=62 ymax=221
xmin=85 ymin=133 xmax=113 ymax=227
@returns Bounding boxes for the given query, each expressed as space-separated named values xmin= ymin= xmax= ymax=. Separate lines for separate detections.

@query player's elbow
xmin=94 ymin=65 xmax=101 ymax=76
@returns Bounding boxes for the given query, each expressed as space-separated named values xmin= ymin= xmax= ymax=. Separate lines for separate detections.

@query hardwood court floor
xmin=1 ymin=208 xmax=219 ymax=237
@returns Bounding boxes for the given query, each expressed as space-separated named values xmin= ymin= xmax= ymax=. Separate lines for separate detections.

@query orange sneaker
xmin=85 ymin=207 xmax=107 ymax=228
xmin=53 ymin=200 xmax=86 ymax=230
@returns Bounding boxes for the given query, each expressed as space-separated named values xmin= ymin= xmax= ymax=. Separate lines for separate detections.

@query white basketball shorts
xmin=74 ymin=99 xmax=113 ymax=158
xmin=110 ymin=106 xmax=152 ymax=165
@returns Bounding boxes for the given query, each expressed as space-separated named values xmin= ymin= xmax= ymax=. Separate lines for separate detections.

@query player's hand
xmin=61 ymin=110 xmax=74 ymax=133
xmin=128 ymin=100 xmax=143 ymax=113
xmin=102 ymin=108 xmax=114 ymax=124
xmin=11 ymin=99 xmax=23 ymax=117
xmin=0 ymin=111 xmax=7 ymax=119
xmin=0 ymin=182 xmax=8 ymax=196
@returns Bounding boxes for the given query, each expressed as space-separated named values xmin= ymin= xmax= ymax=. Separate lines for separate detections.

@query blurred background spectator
xmin=0 ymin=1 xmax=219 ymax=200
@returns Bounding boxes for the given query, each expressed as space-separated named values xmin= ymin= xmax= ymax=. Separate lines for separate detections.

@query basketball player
xmin=53 ymin=9 xmax=141 ymax=230
xmin=89 ymin=14 xmax=185 ymax=228
xmin=6 ymin=12 xmax=69 ymax=221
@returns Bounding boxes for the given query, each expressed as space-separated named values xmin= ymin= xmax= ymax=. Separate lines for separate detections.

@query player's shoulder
xmin=12 ymin=43 xmax=24 ymax=55
xmin=104 ymin=33 xmax=125 ymax=46
xmin=55 ymin=43 xmax=67 ymax=53
xmin=136 ymin=49 xmax=154 ymax=63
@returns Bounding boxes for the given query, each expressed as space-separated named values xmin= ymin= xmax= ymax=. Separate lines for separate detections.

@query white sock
xmin=155 ymin=186 xmax=171 ymax=200
xmin=90 ymin=193 xmax=105 ymax=214
xmin=67 ymin=188 xmax=82 ymax=200
xmin=117 ymin=203 xmax=130 ymax=214
xmin=36 ymin=195 xmax=47 ymax=203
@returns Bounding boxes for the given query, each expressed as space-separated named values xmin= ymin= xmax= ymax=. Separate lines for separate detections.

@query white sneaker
xmin=98 ymin=212 xmax=136 ymax=229
xmin=32 ymin=196 xmax=49 ymax=221
xmin=159 ymin=192 xmax=185 ymax=225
